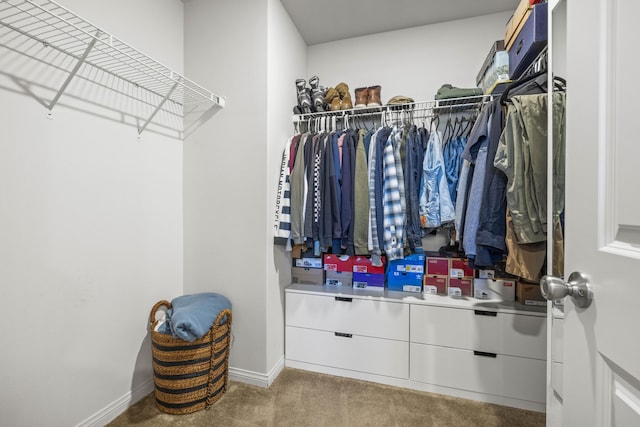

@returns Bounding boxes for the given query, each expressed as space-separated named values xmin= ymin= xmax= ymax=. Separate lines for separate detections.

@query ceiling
xmin=280 ymin=0 xmax=520 ymax=45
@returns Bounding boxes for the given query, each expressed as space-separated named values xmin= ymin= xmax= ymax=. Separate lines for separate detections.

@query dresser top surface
xmin=286 ymin=284 xmax=547 ymax=316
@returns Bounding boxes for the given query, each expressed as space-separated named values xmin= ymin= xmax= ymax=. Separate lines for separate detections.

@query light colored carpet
xmin=108 ymin=368 xmax=545 ymax=426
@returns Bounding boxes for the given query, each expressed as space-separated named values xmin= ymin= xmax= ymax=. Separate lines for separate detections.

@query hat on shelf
xmin=386 ymin=95 xmax=415 ymax=105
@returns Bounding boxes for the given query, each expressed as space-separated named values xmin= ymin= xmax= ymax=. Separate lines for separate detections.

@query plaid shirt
xmin=383 ymin=132 xmax=405 ymax=261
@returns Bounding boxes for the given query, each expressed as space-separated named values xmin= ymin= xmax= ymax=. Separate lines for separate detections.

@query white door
xmin=553 ymin=0 xmax=640 ymax=426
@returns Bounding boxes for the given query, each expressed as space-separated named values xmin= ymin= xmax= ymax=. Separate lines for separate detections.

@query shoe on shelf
xmin=335 ymin=82 xmax=349 ymax=96
xmin=324 ymin=87 xmax=339 ymax=104
xmin=296 ymin=78 xmax=312 ymax=113
xmin=312 ymin=88 xmax=325 ymax=112
xmin=334 ymin=82 xmax=353 ymax=110
xmin=308 ymin=75 xmax=320 ymax=90
xmin=341 ymin=92 xmax=353 ymax=110
xmin=354 ymin=87 xmax=368 ymax=108
xmin=367 ymin=85 xmax=382 ymax=107
xmin=307 ymin=75 xmax=326 ymax=112
xmin=330 ymin=96 xmax=341 ymax=111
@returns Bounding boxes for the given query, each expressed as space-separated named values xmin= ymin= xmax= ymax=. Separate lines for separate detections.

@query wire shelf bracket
xmin=0 ymin=0 xmax=226 ymax=136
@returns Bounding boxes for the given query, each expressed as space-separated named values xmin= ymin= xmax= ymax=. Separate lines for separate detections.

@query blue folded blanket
xmin=158 ymin=292 xmax=231 ymax=342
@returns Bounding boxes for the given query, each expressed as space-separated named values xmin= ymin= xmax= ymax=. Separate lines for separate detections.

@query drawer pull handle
xmin=335 ymin=297 xmax=353 ymax=302
xmin=334 ymin=332 xmax=353 ymax=338
xmin=474 ymin=351 xmax=497 ymax=358
xmin=474 ymin=310 xmax=497 ymax=317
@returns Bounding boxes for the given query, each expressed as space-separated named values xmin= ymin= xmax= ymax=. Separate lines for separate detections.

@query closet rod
xmin=519 ymin=45 xmax=549 ymax=79
xmin=292 ymin=95 xmax=492 ymax=124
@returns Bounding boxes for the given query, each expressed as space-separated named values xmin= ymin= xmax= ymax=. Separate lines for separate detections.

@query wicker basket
xmin=149 ymin=300 xmax=232 ymax=415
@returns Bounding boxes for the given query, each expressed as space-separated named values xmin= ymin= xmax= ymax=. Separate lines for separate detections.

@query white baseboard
xmin=76 ymin=379 xmax=154 ymax=427
xmin=228 ymin=356 xmax=285 ymax=388
xmin=76 ymin=357 xmax=287 ymax=426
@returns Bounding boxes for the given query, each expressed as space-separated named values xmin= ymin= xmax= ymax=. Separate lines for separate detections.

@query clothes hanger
xmin=500 ymin=69 xmax=547 ymax=105
xmin=429 ymin=114 xmax=440 ymax=132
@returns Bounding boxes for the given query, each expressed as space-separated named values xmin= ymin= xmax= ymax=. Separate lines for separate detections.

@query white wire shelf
xmin=292 ymin=95 xmax=492 ymax=124
xmin=0 ymin=0 xmax=225 ymax=136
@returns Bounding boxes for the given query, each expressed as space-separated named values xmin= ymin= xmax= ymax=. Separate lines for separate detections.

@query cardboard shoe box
xmin=324 ymin=254 xmax=354 ymax=287
xmin=423 ymin=276 xmax=448 ymax=295
xmin=293 ymin=257 xmax=323 ymax=269
xmin=505 ymin=0 xmax=533 ymax=51
xmin=325 ymin=271 xmax=353 ymax=287
xmin=387 ymin=253 xmax=425 ymax=293
xmin=353 ymin=256 xmax=386 ymax=274
xmin=352 ymin=256 xmax=385 ymax=290
xmin=426 ymin=256 xmax=450 ymax=276
xmin=291 ymin=267 xmax=324 ymax=285
xmin=508 ymin=2 xmax=548 ymax=80
xmin=323 ymin=254 xmax=353 ymax=272
xmin=516 ymin=281 xmax=546 ymax=306
xmin=353 ymin=273 xmax=384 ymax=291
xmin=450 ymin=258 xmax=474 ymax=279
xmin=474 ymin=278 xmax=516 ymax=301
xmin=448 ymin=278 xmax=473 ymax=297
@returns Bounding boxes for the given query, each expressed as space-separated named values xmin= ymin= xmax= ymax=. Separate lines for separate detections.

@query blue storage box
xmin=508 ymin=2 xmax=547 ymax=80
xmin=386 ymin=254 xmax=425 ymax=293
xmin=352 ymin=272 xmax=385 ymax=290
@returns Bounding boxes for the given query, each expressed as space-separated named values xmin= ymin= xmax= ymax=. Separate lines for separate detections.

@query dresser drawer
xmin=286 ymin=326 xmax=409 ymax=379
xmin=410 ymin=305 xmax=546 ymax=359
xmin=286 ymin=292 xmax=408 ymax=341
xmin=410 ymin=343 xmax=546 ymax=403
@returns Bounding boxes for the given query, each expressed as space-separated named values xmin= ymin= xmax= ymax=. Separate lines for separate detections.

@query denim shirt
xmin=419 ymin=126 xmax=455 ymax=229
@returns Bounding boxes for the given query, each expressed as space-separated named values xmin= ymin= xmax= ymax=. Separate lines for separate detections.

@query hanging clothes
xmin=454 ymin=158 xmax=472 ymax=243
xmin=420 ymin=123 xmax=455 ymax=229
xmin=274 ymin=135 xmax=295 ymax=248
xmin=474 ymin=99 xmax=509 ymax=267
xmin=382 ymin=127 xmax=405 ymax=260
xmin=404 ymin=125 xmax=424 ymax=251
xmin=367 ymin=128 xmax=381 ymax=263
xmin=353 ymin=129 xmax=370 ymax=255
xmin=443 ymin=133 xmax=466 ymax=206
xmin=340 ymin=129 xmax=357 ymax=253
xmin=494 ymin=92 xmax=566 ymax=280
xmin=290 ymin=132 xmax=310 ymax=246
xmin=461 ymin=106 xmax=491 ymax=262
xmin=320 ymin=131 xmax=340 ymax=252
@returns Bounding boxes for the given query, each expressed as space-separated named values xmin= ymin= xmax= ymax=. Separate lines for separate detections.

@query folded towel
xmin=434 ymin=84 xmax=483 ymax=100
xmin=163 ymin=293 xmax=232 ymax=342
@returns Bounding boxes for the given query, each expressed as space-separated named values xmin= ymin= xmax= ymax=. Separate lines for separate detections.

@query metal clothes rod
xmin=0 ymin=0 xmax=226 ymax=135
xmin=292 ymin=95 xmax=492 ymax=124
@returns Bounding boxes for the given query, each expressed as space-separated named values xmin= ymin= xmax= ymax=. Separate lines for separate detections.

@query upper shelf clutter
xmin=0 ymin=0 xmax=225 ymax=135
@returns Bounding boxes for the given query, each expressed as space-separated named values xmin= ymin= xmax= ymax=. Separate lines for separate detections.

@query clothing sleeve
xmin=274 ymin=136 xmax=293 ymax=246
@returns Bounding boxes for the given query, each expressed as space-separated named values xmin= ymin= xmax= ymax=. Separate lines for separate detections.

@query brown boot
xmin=367 ymin=85 xmax=381 ymax=107
xmin=330 ymin=97 xmax=341 ymax=111
xmin=335 ymin=82 xmax=349 ymax=97
xmin=324 ymin=87 xmax=339 ymax=104
xmin=341 ymin=93 xmax=353 ymax=110
xmin=354 ymin=87 xmax=368 ymax=108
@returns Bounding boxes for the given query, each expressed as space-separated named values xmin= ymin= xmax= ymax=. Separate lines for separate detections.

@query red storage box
xmin=323 ymin=254 xmax=353 ymax=272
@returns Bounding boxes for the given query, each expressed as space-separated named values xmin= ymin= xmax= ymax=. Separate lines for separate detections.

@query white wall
xmin=183 ymin=0 xmax=270 ymax=375
xmin=266 ymin=0 xmax=307 ymax=374
xmin=308 ymin=12 xmax=511 ymax=105
xmin=0 ymin=1 xmax=185 ymax=426
xmin=0 ymin=2 xmax=519 ymax=424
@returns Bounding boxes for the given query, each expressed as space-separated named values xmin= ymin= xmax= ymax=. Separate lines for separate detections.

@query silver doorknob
xmin=540 ymin=272 xmax=593 ymax=308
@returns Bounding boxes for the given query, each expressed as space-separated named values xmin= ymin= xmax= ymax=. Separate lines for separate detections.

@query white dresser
xmin=285 ymin=284 xmax=547 ymax=412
